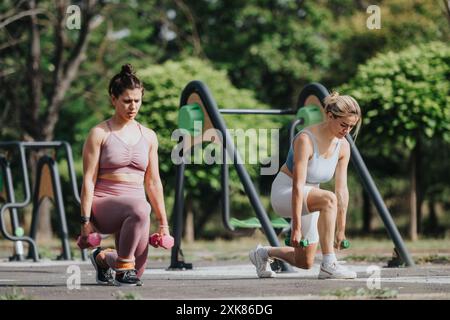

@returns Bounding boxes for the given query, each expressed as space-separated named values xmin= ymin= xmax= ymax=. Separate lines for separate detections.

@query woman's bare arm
xmin=334 ymin=139 xmax=351 ymax=247
xmin=80 ymin=126 xmax=105 ymax=219
xmin=144 ymin=129 xmax=169 ymax=233
xmin=291 ymin=133 xmax=313 ymax=245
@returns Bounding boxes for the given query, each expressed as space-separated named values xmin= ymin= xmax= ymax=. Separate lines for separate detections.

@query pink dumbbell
xmin=76 ymin=233 xmax=101 ymax=249
xmin=149 ymin=233 xmax=174 ymax=249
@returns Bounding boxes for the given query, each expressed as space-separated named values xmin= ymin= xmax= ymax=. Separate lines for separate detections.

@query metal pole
xmin=0 ymin=158 xmax=25 ymax=261
xmin=219 ymin=109 xmax=296 ymax=115
xmin=347 ymin=136 xmax=415 ymax=266
xmin=62 ymin=142 xmax=86 ymax=260
xmin=62 ymin=142 xmax=81 ymax=204
xmin=170 ymin=157 xmax=191 ymax=269
xmin=289 ymin=119 xmax=302 ymax=145
xmin=28 ymin=158 xmax=42 ymax=259
xmin=221 ymin=143 xmax=233 ymax=232
xmin=48 ymin=157 xmax=72 ymax=260
xmin=0 ymin=143 xmax=39 ymax=261
xmin=223 ymin=125 xmax=294 ymax=272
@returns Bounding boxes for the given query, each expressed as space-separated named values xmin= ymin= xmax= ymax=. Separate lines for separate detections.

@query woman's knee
xmin=321 ymin=191 xmax=337 ymax=210
xmin=128 ymin=202 xmax=150 ymax=223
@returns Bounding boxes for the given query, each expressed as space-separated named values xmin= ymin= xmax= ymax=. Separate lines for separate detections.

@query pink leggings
xmin=91 ymin=178 xmax=151 ymax=277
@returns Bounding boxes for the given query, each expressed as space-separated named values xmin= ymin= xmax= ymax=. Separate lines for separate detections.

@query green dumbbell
xmin=340 ymin=239 xmax=350 ymax=249
xmin=284 ymin=234 xmax=309 ymax=248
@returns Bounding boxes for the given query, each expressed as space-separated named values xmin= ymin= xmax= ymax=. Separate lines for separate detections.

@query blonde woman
xmin=250 ymin=92 xmax=361 ymax=279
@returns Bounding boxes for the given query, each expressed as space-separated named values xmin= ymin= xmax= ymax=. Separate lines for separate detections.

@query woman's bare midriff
xmin=98 ymin=173 xmax=144 ymax=184
xmin=279 ymin=164 xmax=293 ymax=178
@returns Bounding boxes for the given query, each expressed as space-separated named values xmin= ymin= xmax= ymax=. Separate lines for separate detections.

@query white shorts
xmin=270 ymin=171 xmax=320 ymax=244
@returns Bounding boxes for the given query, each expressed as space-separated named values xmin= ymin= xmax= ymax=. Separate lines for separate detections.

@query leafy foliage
xmin=341 ymin=41 xmax=450 ymax=151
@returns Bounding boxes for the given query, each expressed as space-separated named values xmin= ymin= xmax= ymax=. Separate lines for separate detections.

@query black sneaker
xmin=89 ymin=247 xmax=114 ymax=285
xmin=115 ymin=269 xmax=143 ymax=287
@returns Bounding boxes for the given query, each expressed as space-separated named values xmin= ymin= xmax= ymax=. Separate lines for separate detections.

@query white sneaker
xmin=318 ymin=262 xmax=357 ymax=279
xmin=249 ymin=244 xmax=276 ymax=278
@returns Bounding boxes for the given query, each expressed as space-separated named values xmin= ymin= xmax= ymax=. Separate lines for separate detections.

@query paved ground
xmin=0 ymin=258 xmax=449 ymax=300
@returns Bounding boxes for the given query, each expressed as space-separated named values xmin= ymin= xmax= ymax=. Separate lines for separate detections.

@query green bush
xmin=341 ymin=41 xmax=450 ymax=234
xmin=342 ymin=41 xmax=450 ymax=149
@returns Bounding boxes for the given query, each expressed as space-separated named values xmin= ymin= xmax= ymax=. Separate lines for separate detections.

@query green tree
xmin=328 ymin=0 xmax=450 ymax=87
xmin=341 ymin=41 xmax=450 ymax=240
xmin=153 ymin=0 xmax=449 ymax=106
xmin=0 ymin=0 xmax=103 ymax=239
xmin=153 ymin=0 xmax=336 ymax=107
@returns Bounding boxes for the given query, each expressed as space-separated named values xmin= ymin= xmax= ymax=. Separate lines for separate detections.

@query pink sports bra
xmin=98 ymin=120 xmax=149 ymax=177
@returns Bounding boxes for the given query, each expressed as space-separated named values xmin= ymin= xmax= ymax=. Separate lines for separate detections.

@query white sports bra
xmin=285 ymin=129 xmax=341 ymax=185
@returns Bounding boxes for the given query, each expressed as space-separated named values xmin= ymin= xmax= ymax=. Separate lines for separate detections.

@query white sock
xmin=322 ymin=253 xmax=337 ymax=265
xmin=263 ymin=246 xmax=272 ymax=259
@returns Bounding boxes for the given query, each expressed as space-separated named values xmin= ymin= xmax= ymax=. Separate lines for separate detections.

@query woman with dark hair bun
xmin=80 ymin=63 xmax=170 ymax=286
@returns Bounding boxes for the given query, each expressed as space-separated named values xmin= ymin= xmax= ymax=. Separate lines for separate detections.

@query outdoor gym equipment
xmin=170 ymin=80 xmax=294 ymax=272
xmin=0 ymin=156 xmax=25 ymax=261
xmin=170 ymin=80 xmax=414 ymax=272
xmin=0 ymin=141 xmax=87 ymax=261
xmin=77 ymin=233 xmax=102 ymax=249
xmin=149 ymin=233 xmax=174 ymax=249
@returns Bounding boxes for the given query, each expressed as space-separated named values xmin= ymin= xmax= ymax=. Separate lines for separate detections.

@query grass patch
xmin=414 ymin=254 xmax=450 ymax=264
xmin=1 ymin=234 xmax=450 ymax=264
xmin=114 ymin=291 xmax=142 ymax=300
xmin=321 ymin=287 xmax=398 ymax=299
xmin=0 ymin=288 xmax=32 ymax=300
xmin=342 ymin=255 xmax=391 ymax=263
xmin=38 ymin=246 xmax=55 ymax=259
xmin=343 ymin=253 xmax=450 ymax=265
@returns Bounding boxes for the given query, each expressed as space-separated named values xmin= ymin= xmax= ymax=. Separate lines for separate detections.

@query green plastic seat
xmin=270 ymin=217 xmax=290 ymax=229
xmin=230 ymin=217 xmax=261 ymax=229
xmin=229 ymin=217 xmax=290 ymax=229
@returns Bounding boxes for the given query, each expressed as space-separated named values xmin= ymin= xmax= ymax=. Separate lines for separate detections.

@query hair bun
xmin=330 ymin=91 xmax=340 ymax=98
xmin=326 ymin=91 xmax=340 ymax=104
xmin=120 ymin=63 xmax=134 ymax=76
